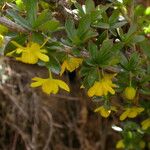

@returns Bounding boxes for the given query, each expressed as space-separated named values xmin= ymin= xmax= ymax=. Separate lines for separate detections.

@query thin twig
xmin=0 ymin=85 xmax=29 ymax=119
xmin=11 ymin=132 xmax=18 ymax=150
xmin=0 ymin=17 xmax=28 ymax=33
xmin=5 ymin=120 xmax=33 ymax=150
xmin=51 ymin=94 xmax=80 ymax=101
xmin=42 ymin=106 xmax=53 ymax=150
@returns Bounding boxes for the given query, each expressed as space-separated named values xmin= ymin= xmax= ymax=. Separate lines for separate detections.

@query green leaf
xmin=140 ymin=40 xmax=150 ymax=58
xmin=131 ymin=35 xmax=145 ymax=43
xmin=90 ymin=10 xmax=101 ymax=22
xmin=80 ymin=64 xmax=98 ymax=87
xmin=94 ymin=39 xmax=113 ymax=66
xmin=47 ymin=55 xmax=61 ymax=74
xmin=65 ymin=19 xmax=76 ymax=41
xmin=111 ymin=42 xmax=124 ymax=53
xmin=24 ymin=0 xmax=38 ymax=26
xmin=109 ymin=10 xmax=119 ymax=25
xmin=33 ymin=10 xmax=52 ymax=28
xmin=38 ymin=20 xmax=60 ymax=32
xmin=126 ymin=24 xmax=137 ymax=39
xmin=31 ymin=32 xmax=44 ymax=44
xmin=81 ymin=30 xmax=97 ymax=43
xmin=94 ymin=22 xmax=110 ymax=29
xmin=96 ymin=30 xmax=107 ymax=44
xmin=86 ymin=69 xmax=98 ymax=87
xmin=111 ymin=21 xmax=127 ymax=29
xmin=6 ymin=9 xmax=32 ymax=30
xmin=121 ymin=52 xmax=139 ymax=72
xmin=74 ymin=2 xmax=85 ymax=17
xmin=100 ymin=39 xmax=113 ymax=52
xmin=77 ymin=15 xmax=91 ymax=37
xmin=85 ymin=0 xmax=95 ymax=13
xmin=88 ymin=41 xmax=98 ymax=59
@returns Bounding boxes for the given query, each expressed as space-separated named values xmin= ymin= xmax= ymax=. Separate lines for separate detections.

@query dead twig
xmin=0 ymin=17 xmax=28 ymax=33
xmin=42 ymin=106 xmax=54 ymax=150
xmin=0 ymin=85 xmax=29 ymax=119
xmin=5 ymin=120 xmax=33 ymax=150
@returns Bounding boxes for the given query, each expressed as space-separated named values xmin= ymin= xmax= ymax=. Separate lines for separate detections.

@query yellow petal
xmin=16 ymin=48 xmax=23 ymax=54
xmin=128 ymin=110 xmax=138 ymax=118
xmin=120 ymin=109 xmax=130 ymax=121
xmin=137 ymin=107 xmax=144 ymax=113
xmin=103 ymin=82 xmax=115 ymax=95
xmin=31 ymin=81 xmax=44 ymax=87
xmin=141 ymin=118 xmax=150 ymax=130
xmin=30 ymin=42 xmax=40 ymax=50
xmin=60 ymin=57 xmax=83 ymax=75
xmin=40 ymin=49 xmax=47 ymax=53
xmin=95 ymin=106 xmax=111 ymax=118
xmin=16 ymin=57 xmax=22 ymax=61
xmin=21 ymin=51 xmax=38 ymax=64
xmin=42 ymin=79 xmax=53 ymax=94
xmin=100 ymin=107 xmax=111 ymax=118
xmin=67 ymin=62 xmax=76 ymax=72
xmin=37 ymin=52 xmax=49 ymax=62
xmin=31 ymin=77 xmax=44 ymax=81
xmin=69 ymin=58 xmax=83 ymax=71
xmin=60 ymin=61 xmax=67 ymax=76
xmin=116 ymin=140 xmax=125 ymax=149
xmin=95 ymin=83 xmax=104 ymax=96
xmin=94 ymin=106 xmax=103 ymax=113
xmin=111 ymin=106 xmax=117 ymax=112
xmin=51 ymin=83 xmax=59 ymax=94
xmin=55 ymin=79 xmax=70 ymax=92
xmin=87 ymin=82 xmax=99 ymax=97
xmin=6 ymin=50 xmax=16 ymax=56
xmin=104 ymin=73 xmax=117 ymax=80
xmin=30 ymin=77 xmax=46 ymax=87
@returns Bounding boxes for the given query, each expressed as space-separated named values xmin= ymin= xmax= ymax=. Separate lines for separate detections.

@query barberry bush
xmin=0 ymin=0 xmax=150 ymax=149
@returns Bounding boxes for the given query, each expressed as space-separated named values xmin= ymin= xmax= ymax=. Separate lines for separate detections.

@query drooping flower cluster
xmin=7 ymin=41 xmax=49 ymax=64
xmin=94 ymin=106 xmax=117 ymax=118
xmin=60 ymin=57 xmax=83 ymax=75
xmin=120 ymin=106 xmax=144 ymax=121
xmin=116 ymin=140 xmax=125 ymax=149
xmin=88 ymin=74 xmax=117 ymax=97
xmin=31 ymin=72 xmax=70 ymax=95
xmin=141 ymin=118 xmax=150 ymax=130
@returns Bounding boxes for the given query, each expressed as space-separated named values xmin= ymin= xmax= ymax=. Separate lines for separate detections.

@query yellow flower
xmin=124 ymin=86 xmax=136 ymax=100
xmin=0 ymin=34 xmax=4 ymax=47
xmin=0 ymin=24 xmax=8 ymax=34
xmin=7 ymin=41 xmax=49 ymax=64
xmin=30 ymin=75 xmax=70 ymax=95
xmin=116 ymin=140 xmax=125 ymax=149
xmin=60 ymin=57 xmax=83 ymax=75
xmin=140 ymin=141 xmax=146 ymax=149
xmin=120 ymin=106 xmax=144 ymax=121
xmin=141 ymin=118 xmax=150 ymax=130
xmin=94 ymin=106 xmax=117 ymax=118
xmin=88 ymin=74 xmax=117 ymax=97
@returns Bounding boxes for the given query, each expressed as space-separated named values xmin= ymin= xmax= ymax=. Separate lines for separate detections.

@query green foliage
xmin=65 ymin=15 xmax=97 ymax=46
xmin=0 ymin=0 xmax=150 ymax=149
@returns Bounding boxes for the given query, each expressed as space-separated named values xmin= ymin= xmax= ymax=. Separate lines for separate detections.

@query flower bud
xmin=0 ymin=34 xmax=4 ymax=47
xmin=124 ymin=86 xmax=136 ymax=100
